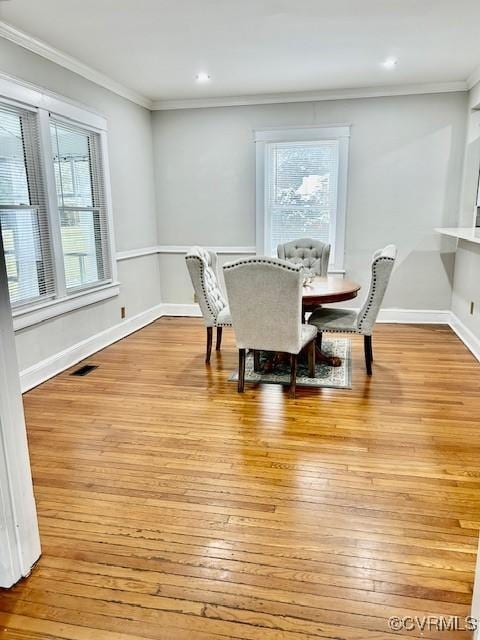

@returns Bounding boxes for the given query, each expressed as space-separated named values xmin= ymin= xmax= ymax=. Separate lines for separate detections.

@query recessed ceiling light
xmin=196 ymin=72 xmax=211 ymax=83
xmin=382 ymin=57 xmax=398 ymax=70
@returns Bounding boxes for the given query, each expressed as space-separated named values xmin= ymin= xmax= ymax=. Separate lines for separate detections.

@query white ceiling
xmin=1 ymin=0 xmax=480 ymax=106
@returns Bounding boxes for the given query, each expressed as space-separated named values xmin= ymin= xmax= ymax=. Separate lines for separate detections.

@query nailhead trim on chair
xmin=186 ymin=254 xmax=232 ymax=327
xmin=310 ymin=254 xmax=395 ymax=337
xmin=318 ymin=328 xmax=356 ymax=334
xmin=357 ymin=256 xmax=394 ymax=334
xmin=223 ymin=257 xmax=302 ymax=273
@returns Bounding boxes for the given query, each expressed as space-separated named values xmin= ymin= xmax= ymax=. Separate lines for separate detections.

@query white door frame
xmin=0 ymin=232 xmax=41 ymax=588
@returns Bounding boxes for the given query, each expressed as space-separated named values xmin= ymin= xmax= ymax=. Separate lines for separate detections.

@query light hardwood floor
xmin=1 ymin=318 xmax=480 ymax=639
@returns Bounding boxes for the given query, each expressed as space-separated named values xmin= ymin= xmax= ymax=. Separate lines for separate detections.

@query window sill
xmin=13 ymin=282 xmax=120 ymax=331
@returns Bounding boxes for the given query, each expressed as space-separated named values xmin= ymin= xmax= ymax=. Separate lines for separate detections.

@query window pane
xmin=0 ymin=109 xmax=30 ymax=206
xmin=0 ymin=208 xmax=45 ymax=305
xmin=60 ymin=209 xmax=101 ymax=289
xmin=0 ymin=106 xmax=54 ymax=307
xmin=51 ymin=123 xmax=93 ymax=208
xmin=267 ymin=141 xmax=339 ymax=256
xmin=51 ymin=120 xmax=110 ymax=291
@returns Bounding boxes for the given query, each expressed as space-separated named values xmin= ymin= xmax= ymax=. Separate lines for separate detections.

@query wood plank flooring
xmin=2 ymin=318 xmax=480 ymax=639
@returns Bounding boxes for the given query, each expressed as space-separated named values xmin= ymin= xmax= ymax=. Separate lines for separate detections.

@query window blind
xmin=0 ymin=104 xmax=55 ymax=308
xmin=265 ymin=140 xmax=339 ymax=256
xmin=50 ymin=119 xmax=111 ymax=292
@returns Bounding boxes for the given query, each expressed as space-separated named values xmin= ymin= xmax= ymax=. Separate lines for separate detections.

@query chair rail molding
xmin=157 ymin=245 xmax=256 ymax=254
xmin=116 ymin=246 xmax=161 ymax=261
xmin=116 ymin=245 xmax=257 ymax=260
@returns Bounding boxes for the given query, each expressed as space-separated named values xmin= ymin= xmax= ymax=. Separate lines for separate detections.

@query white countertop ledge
xmin=435 ymin=227 xmax=480 ymax=245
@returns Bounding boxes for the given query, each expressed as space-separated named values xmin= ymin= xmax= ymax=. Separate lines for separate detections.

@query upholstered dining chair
xmin=185 ymin=246 xmax=231 ymax=364
xmin=278 ymin=238 xmax=331 ymax=319
xmin=308 ymin=245 xmax=397 ymax=375
xmin=277 ymin=238 xmax=331 ymax=276
xmin=223 ymin=257 xmax=317 ymax=397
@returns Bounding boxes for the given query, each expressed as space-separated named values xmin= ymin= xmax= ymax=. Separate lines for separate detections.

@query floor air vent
xmin=71 ymin=364 xmax=98 ymax=377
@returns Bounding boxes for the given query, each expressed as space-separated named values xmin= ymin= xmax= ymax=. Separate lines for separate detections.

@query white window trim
xmin=12 ymin=282 xmax=120 ymax=331
xmin=254 ymin=125 xmax=350 ymax=273
xmin=0 ymin=71 xmax=107 ymax=130
xmin=0 ymin=72 xmax=118 ymax=330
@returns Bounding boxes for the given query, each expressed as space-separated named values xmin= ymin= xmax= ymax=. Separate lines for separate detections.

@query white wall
xmin=152 ymin=92 xmax=467 ymax=309
xmin=450 ymin=82 xmax=480 ymax=346
xmin=0 ymin=37 xmax=162 ymax=374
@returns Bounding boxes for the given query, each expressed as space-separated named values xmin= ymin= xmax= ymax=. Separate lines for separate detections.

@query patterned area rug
xmin=229 ymin=338 xmax=352 ymax=389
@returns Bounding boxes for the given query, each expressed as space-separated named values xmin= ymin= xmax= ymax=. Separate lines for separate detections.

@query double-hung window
xmin=255 ymin=126 xmax=350 ymax=272
xmin=0 ymin=104 xmax=54 ymax=307
xmin=0 ymin=75 xmax=117 ymax=329
xmin=50 ymin=119 xmax=111 ymax=292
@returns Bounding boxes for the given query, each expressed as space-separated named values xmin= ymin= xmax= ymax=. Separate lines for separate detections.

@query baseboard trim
xmin=159 ymin=304 xmax=480 ymax=364
xmin=160 ymin=303 xmax=202 ymax=317
xmin=160 ymin=304 xmax=453 ymax=325
xmin=18 ymin=304 xmax=480 ymax=393
xmin=449 ymin=313 xmax=480 ymax=362
xmin=20 ymin=304 xmax=164 ymax=392
xmin=377 ymin=308 xmax=452 ymax=324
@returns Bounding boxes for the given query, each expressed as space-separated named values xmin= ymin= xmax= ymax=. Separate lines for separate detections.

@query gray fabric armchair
xmin=277 ymin=238 xmax=331 ymax=276
xmin=185 ymin=246 xmax=231 ymax=363
xmin=308 ymin=245 xmax=397 ymax=375
xmin=223 ymin=257 xmax=317 ymax=397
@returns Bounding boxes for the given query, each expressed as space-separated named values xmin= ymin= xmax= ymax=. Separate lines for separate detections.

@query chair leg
xmin=216 ymin=327 xmax=222 ymax=351
xmin=317 ymin=332 xmax=322 ymax=351
xmin=238 ymin=349 xmax=246 ymax=392
xmin=253 ymin=349 xmax=260 ymax=372
xmin=290 ymin=354 xmax=297 ymax=398
xmin=308 ymin=339 xmax=316 ymax=378
xmin=364 ymin=335 xmax=373 ymax=376
xmin=205 ymin=327 xmax=213 ymax=364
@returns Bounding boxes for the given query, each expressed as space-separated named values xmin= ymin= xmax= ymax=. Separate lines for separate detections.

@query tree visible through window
xmin=266 ymin=140 xmax=339 ymax=256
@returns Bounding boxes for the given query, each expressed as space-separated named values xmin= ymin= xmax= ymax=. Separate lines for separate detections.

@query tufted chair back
xmin=357 ymin=245 xmax=397 ymax=335
xmin=223 ymin=257 xmax=304 ymax=353
xmin=185 ymin=246 xmax=227 ymax=327
xmin=277 ymin=238 xmax=330 ymax=276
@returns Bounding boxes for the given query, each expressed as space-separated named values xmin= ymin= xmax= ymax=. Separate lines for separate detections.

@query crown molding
xmin=0 ymin=70 xmax=108 ymax=129
xmin=0 ymin=20 xmax=152 ymax=109
xmin=152 ymin=81 xmax=468 ymax=111
xmin=0 ymin=19 xmax=470 ymax=113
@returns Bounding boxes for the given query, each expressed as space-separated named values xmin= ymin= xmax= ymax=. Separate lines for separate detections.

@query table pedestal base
xmin=315 ymin=339 xmax=342 ymax=367
xmin=255 ymin=339 xmax=342 ymax=373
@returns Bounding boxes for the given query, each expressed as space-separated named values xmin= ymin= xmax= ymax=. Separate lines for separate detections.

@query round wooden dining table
xmin=302 ymin=275 xmax=361 ymax=307
xmin=303 ymin=275 xmax=361 ymax=366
